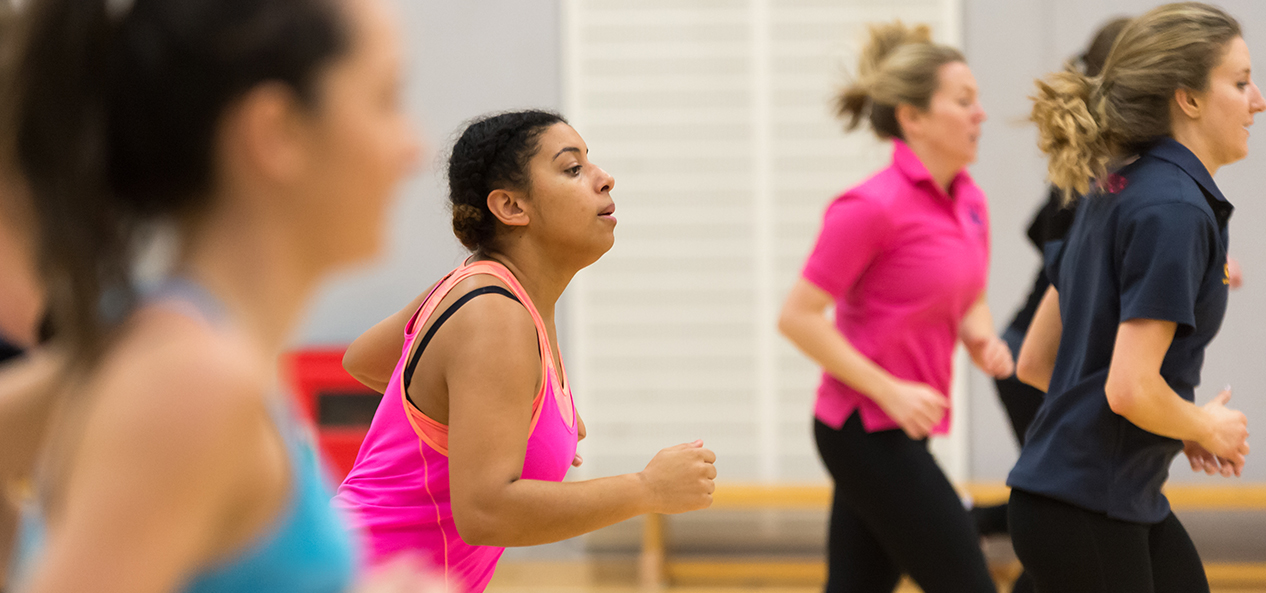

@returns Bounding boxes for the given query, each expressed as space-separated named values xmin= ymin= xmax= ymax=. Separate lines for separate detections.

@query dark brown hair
xmin=9 ymin=0 xmax=351 ymax=359
xmin=446 ymin=110 xmax=567 ymax=253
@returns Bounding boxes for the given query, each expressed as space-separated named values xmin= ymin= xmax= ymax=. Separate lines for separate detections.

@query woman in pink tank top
xmin=333 ymin=110 xmax=718 ymax=592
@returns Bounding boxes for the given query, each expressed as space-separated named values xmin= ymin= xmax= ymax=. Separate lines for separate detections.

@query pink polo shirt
xmin=802 ymin=140 xmax=990 ymax=435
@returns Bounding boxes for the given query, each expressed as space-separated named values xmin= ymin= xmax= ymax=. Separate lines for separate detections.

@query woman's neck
xmin=482 ymin=242 xmax=580 ymax=326
xmin=1170 ymin=126 xmax=1221 ymax=177
xmin=178 ymin=201 xmax=323 ymax=355
xmin=905 ymin=139 xmax=964 ymax=194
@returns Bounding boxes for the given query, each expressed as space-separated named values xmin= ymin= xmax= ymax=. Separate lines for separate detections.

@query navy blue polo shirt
xmin=1007 ymin=137 xmax=1232 ymax=524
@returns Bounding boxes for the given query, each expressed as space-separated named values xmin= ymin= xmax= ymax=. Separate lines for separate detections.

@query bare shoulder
xmin=78 ymin=307 xmax=272 ymax=476
xmin=440 ymin=275 xmax=536 ymax=345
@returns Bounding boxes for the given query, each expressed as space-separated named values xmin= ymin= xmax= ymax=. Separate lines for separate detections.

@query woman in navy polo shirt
xmin=1010 ymin=3 xmax=1263 ymax=591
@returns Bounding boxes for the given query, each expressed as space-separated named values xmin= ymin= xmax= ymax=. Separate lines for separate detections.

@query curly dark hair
xmin=447 ymin=110 xmax=567 ymax=252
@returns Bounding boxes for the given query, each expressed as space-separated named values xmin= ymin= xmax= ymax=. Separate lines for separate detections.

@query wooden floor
xmin=485 ymin=561 xmax=1266 ymax=593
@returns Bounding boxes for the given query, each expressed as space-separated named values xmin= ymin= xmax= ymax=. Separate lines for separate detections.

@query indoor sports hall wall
xmin=297 ymin=0 xmax=565 ymax=348
xmin=967 ymin=0 xmax=1266 ymax=484
xmin=298 ymin=0 xmax=1266 ymax=488
xmin=558 ymin=0 xmax=967 ymax=486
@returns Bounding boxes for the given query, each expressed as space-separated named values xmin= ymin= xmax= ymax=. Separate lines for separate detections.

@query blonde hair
xmin=835 ymin=21 xmax=965 ymax=140
xmin=1032 ymin=2 xmax=1240 ymax=201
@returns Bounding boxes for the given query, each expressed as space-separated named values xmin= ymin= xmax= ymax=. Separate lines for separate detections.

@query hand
xmin=878 ymin=379 xmax=949 ymax=440
xmin=638 ymin=440 xmax=716 ymax=514
xmin=966 ymin=335 xmax=1014 ymax=379
xmin=1183 ymin=440 xmax=1240 ymax=478
xmin=573 ymin=415 xmax=587 ymax=467
xmin=1199 ymin=388 xmax=1249 ymax=467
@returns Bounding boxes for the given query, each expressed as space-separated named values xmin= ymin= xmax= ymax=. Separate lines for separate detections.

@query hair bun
xmin=451 ymin=203 xmax=486 ymax=250
xmin=858 ymin=21 xmax=932 ymax=81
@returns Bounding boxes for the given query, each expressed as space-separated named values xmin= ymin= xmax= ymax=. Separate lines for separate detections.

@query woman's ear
xmin=894 ymin=103 xmax=922 ymax=140
xmin=487 ymin=189 xmax=530 ymax=228
xmin=219 ymin=82 xmax=309 ymax=188
xmin=1173 ymin=87 xmax=1204 ymax=120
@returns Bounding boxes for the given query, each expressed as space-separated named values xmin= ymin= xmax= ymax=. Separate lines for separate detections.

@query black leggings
xmin=814 ymin=415 xmax=996 ymax=593
xmin=1008 ymin=489 xmax=1208 ymax=593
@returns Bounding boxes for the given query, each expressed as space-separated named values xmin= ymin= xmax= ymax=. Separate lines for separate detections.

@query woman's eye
xmin=568 ymin=165 xmax=583 ymax=176
xmin=1239 ymin=81 xmax=1250 ymax=90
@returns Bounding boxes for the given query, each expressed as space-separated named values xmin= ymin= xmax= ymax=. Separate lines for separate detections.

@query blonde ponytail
xmin=835 ymin=21 xmax=963 ymax=139
xmin=1031 ymin=70 xmax=1112 ymax=202
xmin=1031 ymin=2 xmax=1240 ymax=201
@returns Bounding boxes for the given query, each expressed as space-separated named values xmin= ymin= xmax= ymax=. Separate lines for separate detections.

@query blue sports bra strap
xmin=402 ymin=285 xmax=521 ymax=393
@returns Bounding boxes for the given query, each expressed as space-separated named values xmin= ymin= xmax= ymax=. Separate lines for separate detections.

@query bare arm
xmin=777 ymin=278 xmax=946 ymax=439
xmin=1104 ymin=319 xmax=1249 ymax=472
xmin=343 ymin=284 xmax=436 ymax=393
xmin=24 ymin=324 xmax=285 ymax=593
xmin=957 ymin=293 xmax=1014 ymax=379
xmin=443 ymin=296 xmax=714 ymax=548
xmin=1016 ymin=286 xmax=1061 ymax=391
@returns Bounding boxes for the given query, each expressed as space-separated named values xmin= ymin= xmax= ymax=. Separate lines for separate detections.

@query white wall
xmin=295 ymin=0 xmax=1266 ymax=487
xmin=965 ymin=0 xmax=1266 ymax=483
xmin=296 ymin=0 xmax=563 ymax=346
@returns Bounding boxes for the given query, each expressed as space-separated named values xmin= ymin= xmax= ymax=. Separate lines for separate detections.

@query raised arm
xmin=778 ymin=279 xmax=946 ymax=440
xmin=343 ymin=283 xmax=436 ymax=393
xmin=1016 ymin=286 xmax=1061 ymax=391
xmin=442 ymin=294 xmax=714 ymax=547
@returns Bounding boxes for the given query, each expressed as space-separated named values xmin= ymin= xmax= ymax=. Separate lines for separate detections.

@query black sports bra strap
xmin=402 ymin=285 xmax=521 ymax=391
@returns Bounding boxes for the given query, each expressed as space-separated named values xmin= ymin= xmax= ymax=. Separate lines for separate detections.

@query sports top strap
xmin=402 ymin=285 xmax=520 ymax=391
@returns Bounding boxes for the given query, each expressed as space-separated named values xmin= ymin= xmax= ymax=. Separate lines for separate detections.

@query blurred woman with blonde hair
xmin=779 ymin=21 xmax=1006 ymax=593
xmin=1010 ymin=3 xmax=1261 ymax=591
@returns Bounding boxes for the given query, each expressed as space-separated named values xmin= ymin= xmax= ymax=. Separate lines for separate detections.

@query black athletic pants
xmin=814 ymin=414 xmax=996 ymax=593
xmin=1009 ymin=489 xmax=1208 ymax=593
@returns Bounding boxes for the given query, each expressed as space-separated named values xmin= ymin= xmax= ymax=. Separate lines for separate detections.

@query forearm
xmin=456 ymin=473 xmax=651 ymax=547
xmin=957 ymin=294 xmax=997 ymax=347
xmin=778 ymin=310 xmax=896 ymax=406
xmin=1016 ymin=287 xmax=1060 ymax=391
xmin=1108 ymin=374 xmax=1211 ymax=443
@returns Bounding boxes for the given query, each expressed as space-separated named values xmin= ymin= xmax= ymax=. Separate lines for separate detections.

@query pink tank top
xmin=333 ymin=261 xmax=577 ymax=592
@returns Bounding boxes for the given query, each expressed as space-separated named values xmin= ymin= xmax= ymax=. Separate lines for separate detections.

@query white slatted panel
xmin=565 ymin=0 xmax=964 ymax=484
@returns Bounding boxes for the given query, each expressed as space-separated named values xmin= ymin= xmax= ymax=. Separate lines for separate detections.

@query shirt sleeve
xmin=1116 ymin=202 xmax=1216 ymax=337
xmin=801 ymin=193 xmax=891 ymax=300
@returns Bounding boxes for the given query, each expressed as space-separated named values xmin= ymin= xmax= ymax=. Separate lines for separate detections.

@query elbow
xmin=777 ymin=305 xmax=805 ymax=342
xmin=777 ymin=310 xmax=795 ymax=339
xmin=1014 ymin=355 xmax=1048 ymax=392
xmin=1104 ymin=376 xmax=1141 ymax=418
xmin=452 ymin=503 xmax=500 ymax=547
xmin=452 ymin=496 xmax=524 ymax=547
xmin=341 ymin=348 xmax=383 ymax=391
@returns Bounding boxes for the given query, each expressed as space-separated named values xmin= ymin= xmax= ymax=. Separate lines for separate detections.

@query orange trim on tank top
xmin=400 ymin=261 xmax=572 ymax=458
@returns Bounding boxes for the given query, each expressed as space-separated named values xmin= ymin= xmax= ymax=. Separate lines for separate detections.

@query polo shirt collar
xmin=892 ymin=139 xmax=967 ymax=198
xmin=1145 ymin=137 xmax=1233 ymax=213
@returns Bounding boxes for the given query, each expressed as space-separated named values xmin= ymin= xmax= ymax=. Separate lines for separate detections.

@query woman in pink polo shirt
xmin=779 ymin=22 xmax=1012 ymax=593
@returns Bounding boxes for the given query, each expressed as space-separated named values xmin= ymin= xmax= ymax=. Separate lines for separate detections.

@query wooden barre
xmin=703 ymin=482 xmax=1266 ymax=510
